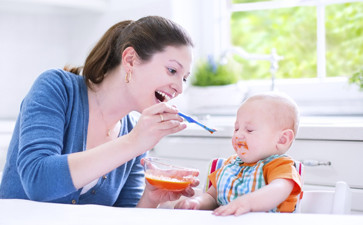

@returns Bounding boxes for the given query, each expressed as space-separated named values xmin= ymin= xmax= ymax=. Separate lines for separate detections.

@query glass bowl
xmin=143 ymin=157 xmax=199 ymax=191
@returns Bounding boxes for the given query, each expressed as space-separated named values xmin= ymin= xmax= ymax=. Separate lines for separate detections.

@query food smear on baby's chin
xmin=145 ymin=173 xmax=192 ymax=191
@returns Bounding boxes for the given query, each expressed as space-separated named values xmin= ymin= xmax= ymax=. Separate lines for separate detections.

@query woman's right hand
xmin=128 ymin=102 xmax=186 ymax=156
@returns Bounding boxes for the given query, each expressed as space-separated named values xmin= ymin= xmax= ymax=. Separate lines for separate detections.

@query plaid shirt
xmin=211 ymin=154 xmax=301 ymax=213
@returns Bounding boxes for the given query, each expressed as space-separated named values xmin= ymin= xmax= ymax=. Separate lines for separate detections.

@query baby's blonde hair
xmin=244 ymin=91 xmax=300 ymax=136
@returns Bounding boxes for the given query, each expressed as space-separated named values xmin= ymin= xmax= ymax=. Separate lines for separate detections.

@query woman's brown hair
xmin=64 ymin=16 xmax=194 ymax=88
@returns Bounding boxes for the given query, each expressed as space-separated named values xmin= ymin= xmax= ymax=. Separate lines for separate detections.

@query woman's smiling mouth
xmin=155 ymin=90 xmax=172 ymax=102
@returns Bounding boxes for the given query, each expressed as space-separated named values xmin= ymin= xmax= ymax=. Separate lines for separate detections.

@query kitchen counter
xmin=1 ymin=199 xmax=363 ymax=225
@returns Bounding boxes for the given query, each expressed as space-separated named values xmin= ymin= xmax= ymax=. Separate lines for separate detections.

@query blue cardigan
xmin=0 ymin=69 xmax=146 ymax=207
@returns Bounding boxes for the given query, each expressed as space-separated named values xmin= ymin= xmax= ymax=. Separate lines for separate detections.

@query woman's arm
xmin=68 ymin=134 xmax=144 ymax=190
xmin=68 ymin=103 xmax=185 ymax=190
xmin=17 ymin=70 xmax=185 ymax=201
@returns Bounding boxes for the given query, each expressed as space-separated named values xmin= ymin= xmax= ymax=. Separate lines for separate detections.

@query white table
xmin=0 ymin=199 xmax=362 ymax=225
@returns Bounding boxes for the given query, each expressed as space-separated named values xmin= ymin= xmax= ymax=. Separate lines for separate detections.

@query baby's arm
xmin=174 ymin=186 xmax=219 ymax=210
xmin=213 ymin=178 xmax=294 ymax=216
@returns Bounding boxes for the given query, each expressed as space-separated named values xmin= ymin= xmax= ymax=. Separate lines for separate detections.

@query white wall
xmin=0 ymin=9 xmax=70 ymax=119
xmin=0 ymin=0 xmax=199 ymax=119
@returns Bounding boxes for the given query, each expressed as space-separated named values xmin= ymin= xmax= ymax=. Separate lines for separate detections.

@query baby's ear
xmin=277 ymin=129 xmax=295 ymax=151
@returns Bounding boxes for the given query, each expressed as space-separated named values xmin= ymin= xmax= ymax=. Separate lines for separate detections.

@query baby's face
xmin=232 ymin=100 xmax=281 ymax=163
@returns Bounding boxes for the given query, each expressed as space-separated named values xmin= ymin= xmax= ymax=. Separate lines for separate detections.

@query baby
xmin=175 ymin=92 xmax=302 ymax=216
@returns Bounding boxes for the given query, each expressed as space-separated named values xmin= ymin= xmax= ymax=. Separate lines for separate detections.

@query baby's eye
xmin=246 ymin=128 xmax=254 ymax=133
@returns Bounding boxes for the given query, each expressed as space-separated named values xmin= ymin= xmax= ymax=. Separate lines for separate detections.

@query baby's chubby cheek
xmin=232 ymin=138 xmax=237 ymax=151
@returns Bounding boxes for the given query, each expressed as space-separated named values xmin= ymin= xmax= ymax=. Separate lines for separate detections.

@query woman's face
xmin=130 ymin=45 xmax=193 ymax=112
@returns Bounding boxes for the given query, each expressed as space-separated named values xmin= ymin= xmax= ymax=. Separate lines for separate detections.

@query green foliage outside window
xmin=326 ymin=4 xmax=363 ymax=77
xmin=230 ymin=1 xmax=363 ymax=80
xmin=349 ymin=67 xmax=363 ymax=90
xmin=191 ymin=56 xmax=241 ymax=86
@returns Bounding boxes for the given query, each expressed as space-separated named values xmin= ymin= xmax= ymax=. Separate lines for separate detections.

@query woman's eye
xmin=247 ymin=129 xmax=254 ymax=133
xmin=168 ymin=67 xmax=177 ymax=74
xmin=183 ymin=77 xmax=188 ymax=82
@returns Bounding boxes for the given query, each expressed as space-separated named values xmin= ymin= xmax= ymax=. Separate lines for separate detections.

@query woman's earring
xmin=125 ymin=71 xmax=132 ymax=83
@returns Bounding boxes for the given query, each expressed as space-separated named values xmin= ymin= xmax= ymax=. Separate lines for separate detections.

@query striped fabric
xmin=205 ymin=158 xmax=226 ymax=192
xmin=214 ymin=154 xmax=285 ymax=212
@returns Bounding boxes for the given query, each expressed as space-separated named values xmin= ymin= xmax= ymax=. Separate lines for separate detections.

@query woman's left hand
xmin=146 ymin=182 xmax=195 ymax=205
xmin=137 ymin=159 xmax=200 ymax=208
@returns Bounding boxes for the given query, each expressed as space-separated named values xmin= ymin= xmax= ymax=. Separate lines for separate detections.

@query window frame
xmin=212 ymin=0 xmax=363 ymax=116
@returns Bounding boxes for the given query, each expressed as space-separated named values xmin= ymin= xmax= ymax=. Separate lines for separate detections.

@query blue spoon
xmin=178 ymin=112 xmax=217 ymax=134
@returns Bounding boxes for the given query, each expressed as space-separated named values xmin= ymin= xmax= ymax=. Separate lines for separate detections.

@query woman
xmin=0 ymin=15 xmax=197 ymax=208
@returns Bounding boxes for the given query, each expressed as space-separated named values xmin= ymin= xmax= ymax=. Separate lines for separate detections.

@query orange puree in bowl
xmin=145 ymin=174 xmax=192 ymax=191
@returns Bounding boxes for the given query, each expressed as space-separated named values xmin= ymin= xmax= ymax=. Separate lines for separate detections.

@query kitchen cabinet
xmin=150 ymin=116 xmax=363 ymax=214
xmin=288 ymin=139 xmax=363 ymax=214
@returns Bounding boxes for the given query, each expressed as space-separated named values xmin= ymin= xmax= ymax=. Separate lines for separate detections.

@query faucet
xmin=219 ymin=47 xmax=284 ymax=91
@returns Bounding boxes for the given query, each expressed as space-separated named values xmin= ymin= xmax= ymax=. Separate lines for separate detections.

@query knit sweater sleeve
xmin=113 ymin=153 xmax=146 ymax=207
xmin=17 ymin=70 xmax=80 ymax=201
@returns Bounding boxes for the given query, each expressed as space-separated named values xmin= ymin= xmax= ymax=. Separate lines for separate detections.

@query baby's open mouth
xmin=155 ymin=91 xmax=171 ymax=102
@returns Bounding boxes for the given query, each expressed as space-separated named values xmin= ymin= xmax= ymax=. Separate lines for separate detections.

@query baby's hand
xmin=212 ymin=197 xmax=251 ymax=216
xmin=174 ymin=198 xmax=200 ymax=210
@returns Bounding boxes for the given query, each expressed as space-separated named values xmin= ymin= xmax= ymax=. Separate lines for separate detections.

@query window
xmin=215 ymin=0 xmax=363 ymax=116
xmin=226 ymin=0 xmax=363 ymax=80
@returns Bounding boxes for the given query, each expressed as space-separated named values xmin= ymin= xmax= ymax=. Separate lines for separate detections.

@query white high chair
xmin=298 ymin=181 xmax=352 ymax=214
